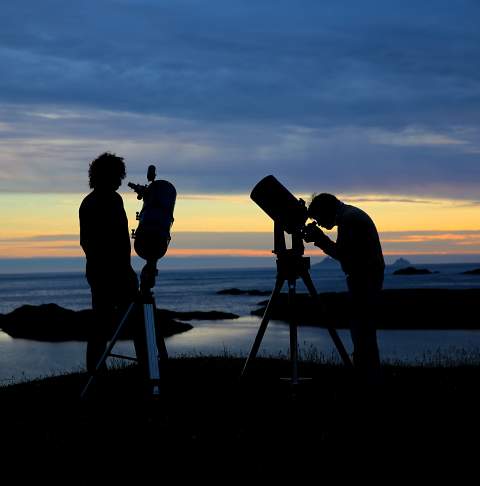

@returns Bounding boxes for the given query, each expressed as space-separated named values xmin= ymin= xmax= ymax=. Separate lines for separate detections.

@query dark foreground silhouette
xmin=0 ymin=358 xmax=478 ymax=482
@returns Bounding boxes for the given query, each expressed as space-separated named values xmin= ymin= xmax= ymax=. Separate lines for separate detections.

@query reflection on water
xmin=0 ymin=332 xmax=13 ymax=343
xmin=2 ymin=317 xmax=480 ymax=384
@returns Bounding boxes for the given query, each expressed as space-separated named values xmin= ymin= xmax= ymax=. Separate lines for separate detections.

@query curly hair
xmin=88 ymin=152 xmax=126 ymax=189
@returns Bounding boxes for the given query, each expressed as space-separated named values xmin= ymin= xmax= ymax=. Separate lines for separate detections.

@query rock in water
xmin=393 ymin=266 xmax=433 ymax=275
xmin=0 ymin=303 xmax=193 ymax=341
xmin=462 ymin=268 xmax=480 ymax=275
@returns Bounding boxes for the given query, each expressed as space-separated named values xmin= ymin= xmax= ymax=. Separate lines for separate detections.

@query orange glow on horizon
xmin=382 ymin=233 xmax=480 ymax=243
xmin=1 ymin=192 xmax=480 ymax=259
xmin=3 ymin=243 xmax=480 ymax=260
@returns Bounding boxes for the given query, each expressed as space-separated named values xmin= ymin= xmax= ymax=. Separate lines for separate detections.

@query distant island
xmin=312 ymin=256 xmax=416 ymax=271
xmin=0 ymin=303 xmax=239 ymax=341
xmin=462 ymin=268 xmax=480 ymax=275
xmin=388 ymin=257 xmax=412 ymax=268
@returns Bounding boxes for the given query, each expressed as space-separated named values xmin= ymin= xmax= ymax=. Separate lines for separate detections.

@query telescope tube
xmin=250 ymin=175 xmax=307 ymax=234
xmin=133 ymin=180 xmax=176 ymax=261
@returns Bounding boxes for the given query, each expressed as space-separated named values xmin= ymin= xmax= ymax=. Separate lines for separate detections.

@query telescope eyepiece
xmin=128 ymin=165 xmax=157 ymax=199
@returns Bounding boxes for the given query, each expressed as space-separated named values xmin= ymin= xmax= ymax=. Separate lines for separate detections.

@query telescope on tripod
xmin=81 ymin=165 xmax=176 ymax=399
xmin=241 ymin=175 xmax=352 ymax=384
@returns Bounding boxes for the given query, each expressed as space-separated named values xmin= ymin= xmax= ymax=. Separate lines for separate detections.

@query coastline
xmin=1 ymin=287 xmax=480 ymax=345
xmin=252 ymin=287 xmax=480 ymax=329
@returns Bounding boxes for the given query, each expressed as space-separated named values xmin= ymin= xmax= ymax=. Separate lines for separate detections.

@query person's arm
xmin=314 ymin=232 xmax=339 ymax=260
xmin=79 ymin=203 xmax=90 ymax=255
xmin=79 ymin=200 xmax=98 ymax=258
xmin=303 ymin=223 xmax=339 ymax=260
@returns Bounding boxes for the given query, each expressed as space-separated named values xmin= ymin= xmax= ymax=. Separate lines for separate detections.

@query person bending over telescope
xmin=79 ymin=152 xmax=139 ymax=374
xmin=303 ymin=194 xmax=385 ymax=381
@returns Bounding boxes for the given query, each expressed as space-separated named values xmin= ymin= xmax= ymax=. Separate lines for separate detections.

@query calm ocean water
xmin=1 ymin=262 xmax=480 ymax=384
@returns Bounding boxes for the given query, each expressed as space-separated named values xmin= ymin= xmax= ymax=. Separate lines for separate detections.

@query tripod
xmin=241 ymin=223 xmax=353 ymax=384
xmin=81 ymin=261 xmax=168 ymax=399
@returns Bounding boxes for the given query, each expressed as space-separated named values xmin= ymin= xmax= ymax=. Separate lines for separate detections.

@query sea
xmin=1 ymin=262 xmax=480 ymax=385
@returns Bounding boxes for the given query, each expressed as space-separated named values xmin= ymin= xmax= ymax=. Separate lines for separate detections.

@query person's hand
xmin=302 ymin=222 xmax=326 ymax=243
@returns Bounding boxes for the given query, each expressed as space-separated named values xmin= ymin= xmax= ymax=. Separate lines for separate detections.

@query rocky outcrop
xmin=462 ymin=268 xmax=480 ymax=275
xmin=388 ymin=258 xmax=412 ymax=269
xmin=0 ymin=303 xmax=238 ymax=341
xmin=251 ymin=288 xmax=480 ymax=330
xmin=393 ymin=266 xmax=434 ymax=275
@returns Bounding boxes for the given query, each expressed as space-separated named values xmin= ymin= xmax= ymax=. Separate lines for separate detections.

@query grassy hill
xmin=0 ymin=357 xmax=479 ymax=482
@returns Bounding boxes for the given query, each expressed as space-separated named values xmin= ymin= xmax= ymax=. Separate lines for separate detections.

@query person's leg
xmin=87 ymin=299 xmax=109 ymax=374
xmin=347 ymin=275 xmax=382 ymax=379
xmin=87 ymin=288 xmax=114 ymax=374
xmin=349 ymin=303 xmax=380 ymax=371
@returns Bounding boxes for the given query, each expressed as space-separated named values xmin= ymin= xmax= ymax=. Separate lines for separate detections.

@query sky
xmin=1 ymin=0 xmax=480 ymax=269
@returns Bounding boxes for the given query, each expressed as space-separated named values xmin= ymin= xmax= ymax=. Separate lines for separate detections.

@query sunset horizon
xmin=1 ymin=1 xmax=479 ymax=265
xmin=1 ymin=189 xmax=479 ymax=267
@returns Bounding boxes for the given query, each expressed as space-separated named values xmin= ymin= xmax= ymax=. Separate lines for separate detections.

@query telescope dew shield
xmin=133 ymin=180 xmax=176 ymax=261
xmin=250 ymin=175 xmax=307 ymax=234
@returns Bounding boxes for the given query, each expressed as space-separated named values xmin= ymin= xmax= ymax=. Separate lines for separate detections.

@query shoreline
xmin=251 ymin=287 xmax=480 ymax=330
xmin=1 ymin=287 xmax=480 ymax=343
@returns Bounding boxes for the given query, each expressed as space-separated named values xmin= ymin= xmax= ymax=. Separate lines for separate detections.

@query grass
xmin=0 ymin=355 xmax=479 ymax=482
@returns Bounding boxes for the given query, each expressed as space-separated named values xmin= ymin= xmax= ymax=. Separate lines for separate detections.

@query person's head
xmin=307 ymin=193 xmax=340 ymax=230
xmin=88 ymin=152 xmax=126 ymax=190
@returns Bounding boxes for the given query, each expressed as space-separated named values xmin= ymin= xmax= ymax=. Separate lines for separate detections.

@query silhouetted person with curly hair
xmin=79 ymin=152 xmax=138 ymax=374
xmin=303 ymin=193 xmax=384 ymax=384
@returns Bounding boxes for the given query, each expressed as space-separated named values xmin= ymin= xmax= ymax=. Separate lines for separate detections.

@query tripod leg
xmin=287 ymin=278 xmax=299 ymax=385
xmin=81 ymin=302 xmax=136 ymax=399
xmin=144 ymin=303 xmax=161 ymax=396
xmin=241 ymin=276 xmax=284 ymax=377
xmin=300 ymin=271 xmax=353 ymax=368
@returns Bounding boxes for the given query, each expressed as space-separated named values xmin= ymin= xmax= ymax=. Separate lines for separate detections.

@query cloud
xmin=1 ymin=105 xmax=480 ymax=198
xmin=3 ymin=230 xmax=480 ymax=255
xmin=341 ymin=196 xmax=441 ymax=205
xmin=0 ymin=234 xmax=78 ymax=243
xmin=368 ymin=128 xmax=469 ymax=147
xmin=0 ymin=1 xmax=479 ymax=198
xmin=1 ymin=1 xmax=479 ymax=126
